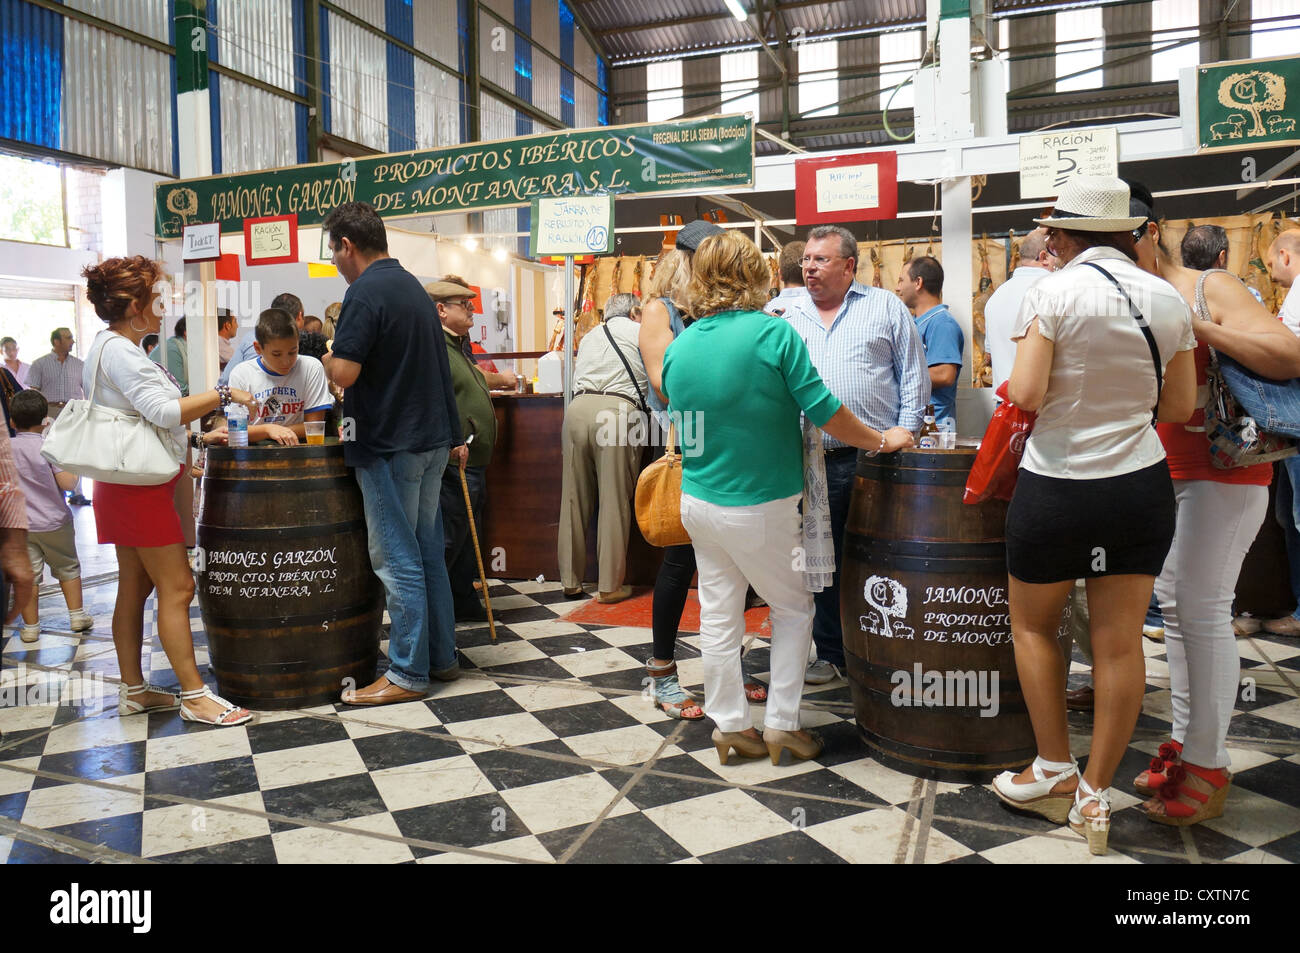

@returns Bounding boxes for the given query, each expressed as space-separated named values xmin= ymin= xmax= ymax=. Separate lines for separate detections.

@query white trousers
xmin=680 ymin=492 xmax=812 ymax=733
xmin=1154 ymin=479 xmax=1266 ymax=768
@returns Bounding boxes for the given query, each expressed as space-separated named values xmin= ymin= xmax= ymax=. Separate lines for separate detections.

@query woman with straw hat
xmin=989 ymin=176 xmax=1198 ymax=854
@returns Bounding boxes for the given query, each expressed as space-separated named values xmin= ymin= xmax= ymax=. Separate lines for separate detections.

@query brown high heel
xmin=712 ymin=728 xmax=767 ymax=765
xmin=763 ymin=728 xmax=824 ymax=765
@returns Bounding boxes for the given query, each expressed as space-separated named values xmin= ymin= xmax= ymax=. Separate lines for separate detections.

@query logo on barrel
xmin=859 ymin=575 xmax=915 ymax=640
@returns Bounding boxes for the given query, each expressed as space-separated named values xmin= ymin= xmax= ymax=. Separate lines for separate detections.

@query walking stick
xmin=458 ymin=436 xmax=496 ymax=642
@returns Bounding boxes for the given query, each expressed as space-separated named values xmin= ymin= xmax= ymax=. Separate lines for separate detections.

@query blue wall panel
xmin=559 ymin=0 xmax=575 ymax=127
xmin=0 ymin=0 xmax=64 ymax=150
xmin=386 ymin=0 xmax=415 ymax=152
xmin=207 ymin=0 xmax=222 ymax=174
xmin=321 ymin=7 xmax=332 ymax=134
xmin=293 ymin=0 xmax=308 ymax=162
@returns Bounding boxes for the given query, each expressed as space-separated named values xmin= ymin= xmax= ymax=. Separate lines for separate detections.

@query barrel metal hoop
xmin=843 ymin=532 xmax=1008 ymax=574
xmin=201 ymin=598 xmax=382 ymax=629
xmin=856 ymin=725 xmax=1039 ymax=770
xmin=855 ymin=453 xmax=972 ymax=485
xmin=198 ymin=518 xmax=367 ymax=541
xmin=200 ymin=475 xmax=355 ymax=493
xmin=844 ymin=651 xmax=1027 ymax=715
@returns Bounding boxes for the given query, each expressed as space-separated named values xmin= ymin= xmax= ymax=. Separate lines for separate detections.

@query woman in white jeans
xmin=661 ymin=230 xmax=914 ymax=765
xmin=1134 ymin=208 xmax=1300 ymax=826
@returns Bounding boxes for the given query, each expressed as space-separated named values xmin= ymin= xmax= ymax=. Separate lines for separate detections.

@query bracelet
xmin=189 ymin=431 xmax=203 ymax=450
xmin=864 ymin=431 xmax=887 ymax=457
xmin=216 ymin=384 xmax=231 ymax=408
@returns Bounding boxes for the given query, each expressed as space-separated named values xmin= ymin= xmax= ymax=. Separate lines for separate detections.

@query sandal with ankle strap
xmin=1134 ymin=739 xmax=1182 ymax=797
xmin=991 ymin=756 xmax=1078 ymax=824
xmin=179 ymin=686 xmax=252 ymax=727
xmin=1142 ymin=761 xmax=1231 ymax=827
xmin=1069 ymin=777 xmax=1111 ymax=855
xmin=645 ymin=658 xmax=704 ymax=721
xmin=118 ymin=683 xmax=181 ymax=716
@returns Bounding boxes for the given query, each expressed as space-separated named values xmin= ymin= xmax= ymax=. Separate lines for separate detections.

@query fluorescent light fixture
xmin=492 ymin=247 xmax=509 ymax=261
xmin=462 ymin=237 xmax=479 ymax=251
xmin=724 ymin=0 xmax=747 ymax=21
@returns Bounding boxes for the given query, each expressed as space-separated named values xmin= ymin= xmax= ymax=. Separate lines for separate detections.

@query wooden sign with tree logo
xmin=1197 ymin=55 xmax=1300 ymax=153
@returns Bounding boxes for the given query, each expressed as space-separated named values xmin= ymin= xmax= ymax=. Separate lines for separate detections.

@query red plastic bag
xmin=963 ymin=382 xmax=1036 ymax=504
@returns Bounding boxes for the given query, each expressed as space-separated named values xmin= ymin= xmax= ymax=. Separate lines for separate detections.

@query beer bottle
xmin=919 ymin=404 xmax=939 ymax=449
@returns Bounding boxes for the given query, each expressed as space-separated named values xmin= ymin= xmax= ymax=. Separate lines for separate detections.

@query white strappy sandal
xmin=991 ymin=756 xmax=1079 ymax=824
xmin=179 ymin=686 xmax=252 ymax=727
xmin=118 ymin=683 xmax=181 ymax=716
xmin=1069 ymin=776 xmax=1111 ymax=856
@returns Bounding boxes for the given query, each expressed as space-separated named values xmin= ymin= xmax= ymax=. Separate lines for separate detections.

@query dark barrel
xmin=195 ymin=444 xmax=383 ymax=710
xmin=1234 ymin=466 xmax=1293 ymax=620
xmin=841 ymin=444 xmax=1048 ymax=783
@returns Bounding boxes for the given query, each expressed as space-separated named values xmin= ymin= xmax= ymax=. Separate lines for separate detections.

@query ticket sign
xmin=1019 ymin=128 xmax=1118 ymax=199
xmin=795 ymin=152 xmax=898 ymax=225
xmin=243 ymin=214 xmax=298 ymax=265
xmin=182 ymin=222 xmax=221 ymax=261
xmin=530 ymin=195 xmax=614 ymax=257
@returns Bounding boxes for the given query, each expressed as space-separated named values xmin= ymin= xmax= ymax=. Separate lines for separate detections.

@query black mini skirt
xmin=1005 ymin=460 xmax=1176 ymax=584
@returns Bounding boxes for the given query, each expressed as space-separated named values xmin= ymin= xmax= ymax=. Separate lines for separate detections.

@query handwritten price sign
xmin=1018 ymin=128 xmax=1118 ymax=199
xmin=243 ymin=214 xmax=299 ymax=266
xmin=529 ymin=195 xmax=614 ymax=257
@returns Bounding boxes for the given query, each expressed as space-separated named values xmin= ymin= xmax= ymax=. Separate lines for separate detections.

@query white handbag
xmin=41 ymin=335 xmax=185 ymax=486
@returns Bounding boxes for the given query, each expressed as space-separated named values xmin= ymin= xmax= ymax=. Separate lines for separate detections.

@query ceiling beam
xmin=595 ymin=0 xmax=894 ymax=39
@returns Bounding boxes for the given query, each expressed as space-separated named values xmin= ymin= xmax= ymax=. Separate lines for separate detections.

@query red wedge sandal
xmin=1142 ymin=761 xmax=1231 ymax=827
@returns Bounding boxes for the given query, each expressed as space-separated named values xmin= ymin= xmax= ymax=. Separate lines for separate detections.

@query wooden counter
xmin=482 ymin=393 xmax=664 ymax=586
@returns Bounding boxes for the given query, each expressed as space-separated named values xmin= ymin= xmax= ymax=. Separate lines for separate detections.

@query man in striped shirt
xmin=27 ymin=328 xmax=85 ymax=418
xmin=780 ymin=225 xmax=930 ymax=684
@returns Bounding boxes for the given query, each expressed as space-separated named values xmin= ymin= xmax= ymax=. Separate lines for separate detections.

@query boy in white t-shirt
xmin=226 ymin=308 xmax=333 ymax=445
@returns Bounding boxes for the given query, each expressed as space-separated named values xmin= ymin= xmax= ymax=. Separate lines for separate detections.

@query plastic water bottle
xmin=227 ymin=405 xmax=249 ymax=448
xmin=938 ymin=416 xmax=957 ymax=450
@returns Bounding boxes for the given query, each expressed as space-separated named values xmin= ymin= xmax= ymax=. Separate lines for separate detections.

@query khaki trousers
xmin=558 ymin=394 xmax=642 ymax=593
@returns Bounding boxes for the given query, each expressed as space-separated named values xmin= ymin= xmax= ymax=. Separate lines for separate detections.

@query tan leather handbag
xmin=635 ymin=424 xmax=691 ymax=547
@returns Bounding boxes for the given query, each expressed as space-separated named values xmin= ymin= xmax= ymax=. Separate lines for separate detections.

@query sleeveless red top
xmin=1157 ymin=340 xmax=1271 ymax=485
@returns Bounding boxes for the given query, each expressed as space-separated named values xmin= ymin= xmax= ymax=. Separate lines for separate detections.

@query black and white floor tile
xmin=1 ymin=579 xmax=1298 ymax=864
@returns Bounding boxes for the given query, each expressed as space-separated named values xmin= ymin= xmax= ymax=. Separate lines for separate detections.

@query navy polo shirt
xmin=330 ymin=257 xmax=463 ymax=466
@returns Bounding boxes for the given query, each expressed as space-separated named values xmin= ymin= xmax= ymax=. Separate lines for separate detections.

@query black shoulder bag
xmin=1082 ymin=262 xmax=1162 ymax=427
xmin=602 ymin=322 xmax=650 ymax=415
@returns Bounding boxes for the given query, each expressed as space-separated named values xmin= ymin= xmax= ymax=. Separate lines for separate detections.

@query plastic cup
xmin=305 ymin=421 xmax=325 ymax=445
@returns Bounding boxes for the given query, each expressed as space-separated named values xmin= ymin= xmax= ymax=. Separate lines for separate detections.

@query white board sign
xmin=815 ymin=164 xmax=880 ymax=214
xmin=530 ymin=196 xmax=614 ymax=257
xmin=1018 ymin=128 xmax=1119 ymax=199
xmin=182 ymin=222 xmax=222 ymax=261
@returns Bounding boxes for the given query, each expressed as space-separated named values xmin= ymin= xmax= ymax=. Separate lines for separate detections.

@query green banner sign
xmin=155 ymin=115 xmax=754 ymax=239
xmin=1197 ymin=55 xmax=1300 ymax=152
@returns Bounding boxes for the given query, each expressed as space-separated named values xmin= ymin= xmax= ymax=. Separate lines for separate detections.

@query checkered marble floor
xmin=1 ymin=577 xmax=1298 ymax=864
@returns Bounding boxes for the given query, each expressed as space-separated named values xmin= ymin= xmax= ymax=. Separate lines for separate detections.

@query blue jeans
xmin=1275 ymin=455 xmax=1300 ymax=619
xmin=354 ymin=447 xmax=457 ymax=691
xmin=811 ymin=451 xmax=857 ymax=667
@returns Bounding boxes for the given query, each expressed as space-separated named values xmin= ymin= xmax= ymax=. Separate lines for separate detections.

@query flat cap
xmin=675 ymin=219 xmax=724 ymax=252
xmin=424 ymin=280 xmax=474 ymax=301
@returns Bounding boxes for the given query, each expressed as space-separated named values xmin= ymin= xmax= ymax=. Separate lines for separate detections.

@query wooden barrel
xmin=195 ymin=444 xmax=383 ymax=710
xmin=841 ymin=444 xmax=1048 ymax=783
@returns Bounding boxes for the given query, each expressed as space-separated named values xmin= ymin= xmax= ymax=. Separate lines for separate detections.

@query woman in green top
xmin=663 ymin=231 xmax=914 ymax=766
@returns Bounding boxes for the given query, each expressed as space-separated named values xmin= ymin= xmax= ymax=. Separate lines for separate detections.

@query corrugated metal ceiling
xmin=584 ymin=0 xmax=1094 ymax=63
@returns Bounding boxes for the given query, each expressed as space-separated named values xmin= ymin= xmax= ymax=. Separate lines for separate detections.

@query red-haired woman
xmin=81 ymin=256 xmax=258 ymax=726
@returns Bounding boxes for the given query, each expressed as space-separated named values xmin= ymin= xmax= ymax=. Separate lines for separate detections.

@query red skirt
xmin=93 ymin=465 xmax=186 ymax=547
